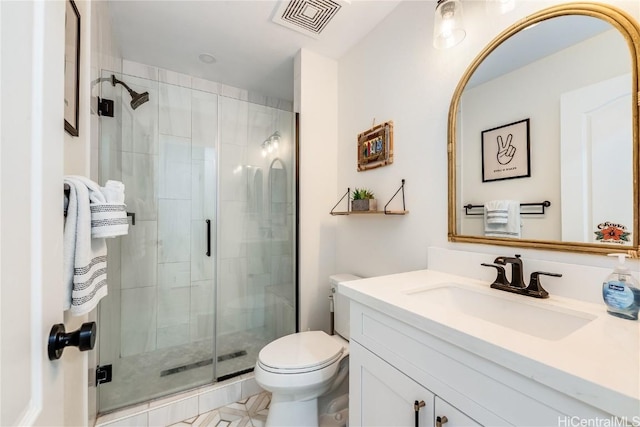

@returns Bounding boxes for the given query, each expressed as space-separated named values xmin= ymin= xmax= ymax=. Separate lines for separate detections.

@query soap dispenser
xmin=602 ymin=253 xmax=640 ymax=320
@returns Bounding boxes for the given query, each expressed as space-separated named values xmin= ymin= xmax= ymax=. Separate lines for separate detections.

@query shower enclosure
xmin=97 ymin=71 xmax=296 ymax=412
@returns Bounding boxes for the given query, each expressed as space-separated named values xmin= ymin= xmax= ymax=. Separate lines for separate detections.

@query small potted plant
xmin=351 ymin=188 xmax=377 ymax=212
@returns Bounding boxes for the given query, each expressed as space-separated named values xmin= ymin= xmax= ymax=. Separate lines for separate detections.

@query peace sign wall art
xmin=481 ymin=118 xmax=531 ymax=182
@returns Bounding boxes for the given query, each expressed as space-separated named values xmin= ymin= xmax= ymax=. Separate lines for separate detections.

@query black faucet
xmin=481 ymin=254 xmax=562 ymax=299
xmin=493 ymin=254 xmax=526 ymax=288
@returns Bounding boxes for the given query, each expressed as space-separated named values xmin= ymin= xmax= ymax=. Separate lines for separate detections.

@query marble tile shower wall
xmin=101 ymin=60 xmax=295 ymax=359
xmin=100 ymin=67 xmax=217 ymax=358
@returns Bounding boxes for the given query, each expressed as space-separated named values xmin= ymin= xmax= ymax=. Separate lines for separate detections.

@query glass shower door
xmin=97 ymin=71 xmax=218 ymax=412
xmin=215 ymin=97 xmax=296 ymax=379
xmin=96 ymin=69 xmax=296 ymax=413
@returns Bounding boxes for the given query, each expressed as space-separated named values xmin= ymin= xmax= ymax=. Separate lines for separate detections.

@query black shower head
xmin=130 ymin=91 xmax=150 ymax=110
xmin=111 ymin=75 xmax=150 ymax=110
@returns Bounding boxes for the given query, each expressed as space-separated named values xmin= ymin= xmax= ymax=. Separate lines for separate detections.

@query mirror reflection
xmin=452 ymin=10 xmax=636 ymax=250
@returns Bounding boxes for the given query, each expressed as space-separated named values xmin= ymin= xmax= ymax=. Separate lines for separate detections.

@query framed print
xmin=64 ymin=0 xmax=80 ymax=136
xmin=481 ymin=118 xmax=530 ymax=182
xmin=357 ymin=121 xmax=394 ymax=171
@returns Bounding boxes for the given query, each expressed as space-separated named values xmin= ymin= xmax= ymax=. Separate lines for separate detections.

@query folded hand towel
xmin=64 ymin=176 xmax=127 ymax=237
xmin=101 ymin=180 xmax=125 ymax=204
xmin=63 ymin=176 xmax=109 ymax=316
xmin=484 ymin=200 xmax=521 ymax=238
xmin=91 ymin=202 xmax=129 ymax=238
xmin=485 ymin=200 xmax=509 ymax=224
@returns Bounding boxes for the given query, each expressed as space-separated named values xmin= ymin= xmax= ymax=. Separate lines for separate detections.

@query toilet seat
xmin=257 ymin=331 xmax=344 ymax=374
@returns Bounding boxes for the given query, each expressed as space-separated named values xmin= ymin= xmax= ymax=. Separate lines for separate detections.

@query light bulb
xmin=433 ymin=0 xmax=466 ymax=49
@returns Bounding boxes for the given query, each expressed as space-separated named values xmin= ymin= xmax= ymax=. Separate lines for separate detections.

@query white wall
xmin=332 ymin=1 xmax=640 ymax=296
xmin=459 ymin=29 xmax=629 ymax=240
xmin=62 ymin=0 xmax=122 ymax=425
xmin=296 ymin=50 xmax=339 ymax=332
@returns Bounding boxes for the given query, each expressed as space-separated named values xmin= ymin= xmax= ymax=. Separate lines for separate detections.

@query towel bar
xmin=463 ymin=201 xmax=551 ymax=216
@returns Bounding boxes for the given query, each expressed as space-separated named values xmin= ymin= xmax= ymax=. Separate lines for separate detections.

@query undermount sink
xmin=405 ymin=284 xmax=597 ymax=340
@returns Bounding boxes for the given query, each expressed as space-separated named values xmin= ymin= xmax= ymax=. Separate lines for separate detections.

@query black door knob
xmin=48 ymin=321 xmax=97 ymax=361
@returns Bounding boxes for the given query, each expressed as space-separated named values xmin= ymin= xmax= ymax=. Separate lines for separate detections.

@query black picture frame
xmin=481 ymin=118 xmax=530 ymax=182
xmin=64 ymin=0 xmax=80 ymax=137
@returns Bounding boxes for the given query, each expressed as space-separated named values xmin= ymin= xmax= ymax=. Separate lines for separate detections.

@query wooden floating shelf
xmin=330 ymin=179 xmax=409 ymax=217
xmin=330 ymin=210 xmax=409 ymax=216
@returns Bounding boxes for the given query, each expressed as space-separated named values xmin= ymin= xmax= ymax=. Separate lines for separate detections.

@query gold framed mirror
xmin=448 ymin=2 xmax=640 ymax=255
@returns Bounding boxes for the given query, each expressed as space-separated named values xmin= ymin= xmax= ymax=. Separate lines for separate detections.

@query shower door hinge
xmin=97 ymin=97 xmax=114 ymax=117
xmin=96 ymin=364 xmax=113 ymax=385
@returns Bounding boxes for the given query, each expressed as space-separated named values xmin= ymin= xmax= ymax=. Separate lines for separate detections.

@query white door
xmin=1 ymin=1 xmax=66 ymax=425
xmin=350 ymin=341 xmax=435 ymax=427
xmin=560 ymin=74 xmax=633 ymax=244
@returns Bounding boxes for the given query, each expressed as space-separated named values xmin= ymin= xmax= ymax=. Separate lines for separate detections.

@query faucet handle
xmin=493 ymin=254 xmax=522 ymax=265
xmin=532 ymin=271 xmax=562 ymax=278
xmin=481 ymin=263 xmax=510 ymax=287
xmin=526 ymin=271 xmax=562 ymax=299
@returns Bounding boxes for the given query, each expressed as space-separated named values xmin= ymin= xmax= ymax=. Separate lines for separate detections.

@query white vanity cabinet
xmin=350 ymin=340 xmax=480 ymax=427
xmin=350 ymin=340 xmax=435 ymax=427
xmin=348 ymin=300 xmax=615 ymax=427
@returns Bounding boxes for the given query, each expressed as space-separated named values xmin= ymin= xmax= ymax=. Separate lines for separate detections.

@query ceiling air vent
xmin=273 ymin=0 xmax=348 ymax=39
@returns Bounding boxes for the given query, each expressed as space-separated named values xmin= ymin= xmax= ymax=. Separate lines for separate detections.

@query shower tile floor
xmin=169 ymin=392 xmax=270 ymax=427
xmin=99 ymin=328 xmax=272 ymax=412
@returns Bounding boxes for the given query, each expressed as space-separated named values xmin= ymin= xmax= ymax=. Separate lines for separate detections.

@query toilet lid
xmin=258 ymin=331 xmax=344 ymax=372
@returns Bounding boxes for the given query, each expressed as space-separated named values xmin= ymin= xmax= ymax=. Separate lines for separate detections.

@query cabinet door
xmin=350 ymin=341 xmax=435 ymax=427
xmin=434 ymin=397 xmax=481 ymax=427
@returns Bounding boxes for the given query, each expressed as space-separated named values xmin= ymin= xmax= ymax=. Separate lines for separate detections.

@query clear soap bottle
xmin=602 ymin=253 xmax=640 ymax=320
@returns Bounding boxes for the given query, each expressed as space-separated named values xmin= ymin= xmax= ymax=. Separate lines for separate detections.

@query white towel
xmin=94 ymin=180 xmax=129 ymax=238
xmin=91 ymin=203 xmax=129 ymax=238
xmin=63 ymin=176 xmax=109 ymax=316
xmin=101 ymin=180 xmax=125 ymax=204
xmin=485 ymin=200 xmax=509 ymax=224
xmin=484 ymin=200 xmax=521 ymax=238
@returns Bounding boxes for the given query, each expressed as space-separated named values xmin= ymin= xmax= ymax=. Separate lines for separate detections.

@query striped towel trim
xmin=92 ymin=218 xmax=129 ymax=227
xmin=90 ymin=204 xmax=126 ymax=213
xmin=70 ymin=253 xmax=108 ymax=315
xmin=90 ymin=202 xmax=129 ymax=238
xmin=486 ymin=210 xmax=508 ymax=224
xmin=72 ymin=279 xmax=108 ymax=307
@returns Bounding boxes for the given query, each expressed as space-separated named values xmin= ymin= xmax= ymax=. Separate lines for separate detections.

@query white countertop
xmin=338 ymin=269 xmax=640 ymax=419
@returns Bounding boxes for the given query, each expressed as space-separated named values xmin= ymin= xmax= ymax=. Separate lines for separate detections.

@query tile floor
xmin=168 ymin=392 xmax=270 ymax=427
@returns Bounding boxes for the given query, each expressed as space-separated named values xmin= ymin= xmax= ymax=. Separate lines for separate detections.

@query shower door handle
xmin=206 ymin=219 xmax=211 ymax=257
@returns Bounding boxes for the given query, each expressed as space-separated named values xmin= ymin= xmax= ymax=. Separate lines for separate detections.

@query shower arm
xmin=111 ymin=75 xmax=135 ymax=95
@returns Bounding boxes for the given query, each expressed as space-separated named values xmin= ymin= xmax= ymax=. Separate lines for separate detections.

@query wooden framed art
xmin=357 ymin=121 xmax=394 ymax=171
xmin=64 ymin=0 xmax=80 ymax=136
xmin=481 ymin=118 xmax=530 ymax=182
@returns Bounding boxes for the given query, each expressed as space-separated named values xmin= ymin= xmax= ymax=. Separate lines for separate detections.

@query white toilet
xmin=255 ymin=274 xmax=361 ymax=427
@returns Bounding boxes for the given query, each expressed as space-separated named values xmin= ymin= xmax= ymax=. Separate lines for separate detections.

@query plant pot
xmin=352 ymin=199 xmax=377 ymax=211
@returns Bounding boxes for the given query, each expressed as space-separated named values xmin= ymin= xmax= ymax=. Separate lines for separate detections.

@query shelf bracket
xmin=384 ymin=179 xmax=406 ymax=215
xmin=330 ymin=187 xmax=351 ymax=215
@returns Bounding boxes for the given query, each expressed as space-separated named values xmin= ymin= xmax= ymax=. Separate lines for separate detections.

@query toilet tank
xmin=330 ymin=274 xmax=362 ymax=340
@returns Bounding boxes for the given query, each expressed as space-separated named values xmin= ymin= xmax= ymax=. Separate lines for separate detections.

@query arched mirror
xmin=448 ymin=3 xmax=640 ymax=255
